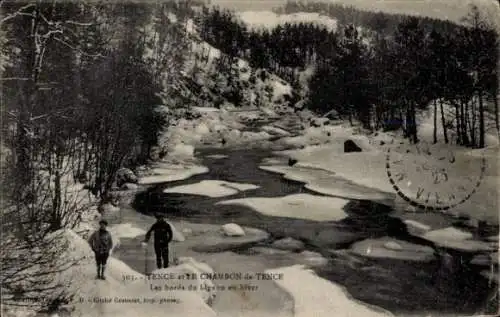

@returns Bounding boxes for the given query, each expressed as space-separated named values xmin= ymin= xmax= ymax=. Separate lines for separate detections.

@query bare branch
xmin=52 ymin=37 xmax=104 ymax=58
xmin=0 ymin=4 xmax=36 ymax=25
xmin=0 ymin=77 xmax=31 ymax=81
xmin=42 ymin=29 xmax=63 ymax=39
xmin=63 ymin=20 xmax=94 ymax=27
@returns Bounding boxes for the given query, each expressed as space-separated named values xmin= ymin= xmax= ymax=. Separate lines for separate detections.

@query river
xmin=112 ymin=144 xmax=499 ymax=316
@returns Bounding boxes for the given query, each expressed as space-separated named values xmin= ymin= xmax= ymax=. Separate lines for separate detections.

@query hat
xmin=155 ymin=213 xmax=165 ymax=219
xmin=99 ymin=220 xmax=108 ymax=226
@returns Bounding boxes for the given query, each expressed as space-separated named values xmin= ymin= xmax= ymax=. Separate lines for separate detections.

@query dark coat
xmin=89 ymin=229 xmax=113 ymax=254
xmin=145 ymin=220 xmax=173 ymax=246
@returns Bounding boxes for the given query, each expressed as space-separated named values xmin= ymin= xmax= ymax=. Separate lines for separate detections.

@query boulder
xmin=116 ymin=168 xmax=138 ymax=186
xmin=271 ymin=237 xmax=305 ymax=252
xmin=344 ymin=139 xmax=362 ymax=153
xmin=221 ymin=223 xmax=245 ymax=237
xmin=288 ymin=158 xmax=298 ymax=166
xmin=299 ymin=250 xmax=329 ymax=267
xmin=192 ymin=227 xmax=268 ymax=253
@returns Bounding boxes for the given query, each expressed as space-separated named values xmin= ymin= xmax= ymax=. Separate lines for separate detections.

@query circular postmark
xmin=385 ymin=141 xmax=486 ymax=211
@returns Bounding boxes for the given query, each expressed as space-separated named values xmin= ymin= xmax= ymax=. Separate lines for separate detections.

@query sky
xmin=210 ymin=0 xmax=500 ymax=25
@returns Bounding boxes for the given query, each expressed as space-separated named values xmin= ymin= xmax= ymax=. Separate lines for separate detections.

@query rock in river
xmin=221 ymin=223 xmax=245 ymax=237
xmin=271 ymin=237 xmax=305 ymax=252
xmin=192 ymin=227 xmax=269 ymax=253
xmin=349 ymin=237 xmax=436 ymax=262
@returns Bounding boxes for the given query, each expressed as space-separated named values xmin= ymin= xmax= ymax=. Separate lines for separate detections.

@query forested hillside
xmin=197 ymin=2 xmax=499 ymax=147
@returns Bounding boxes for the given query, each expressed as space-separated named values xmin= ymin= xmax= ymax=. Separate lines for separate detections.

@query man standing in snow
xmin=143 ymin=213 xmax=173 ymax=269
xmin=89 ymin=220 xmax=113 ymax=280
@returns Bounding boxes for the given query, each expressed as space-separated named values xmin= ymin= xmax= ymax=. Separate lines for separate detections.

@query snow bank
xmin=163 ymin=180 xmax=259 ymax=198
xmin=271 ymin=79 xmax=293 ymax=102
xmin=206 ymin=154 xmax=229 ymax=159
xmin=403 ymin=219 xmax=432 ymax=236
xmin=217 ymin=193 xmax=349 ymax=222
xmin=266 ymin=265 xmax=393 ymax=317
xmin=121 ymin=183 xmax=139 ymax=190
xmin=162 ymin=107 xmax=277 ymax=150
xmin=260 ymin=125 xmax=292 ymax=137
xmin=106 ymin=223 xmax=145 ymax=254
xmin=259 ymin=164 xmax=391 ymax=202
xmin=170 ymin=144 xmax=195 ymax=160
xmin=279 ymin=122 xmax=498 ymax=224
xmin=41 ymin=230 xmax=218 ymax=317
xmin=99 ymin=203 xmax=121 ymax=222
xmin=349 ymin=237 xmax=436 ymax=262
xmin=422 ymin=227 xmax=495 ymax=252
xmin=192 ymin=106 xmax=220 ymax=113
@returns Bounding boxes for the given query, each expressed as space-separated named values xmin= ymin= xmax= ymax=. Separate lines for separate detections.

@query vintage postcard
xmin=1 ymin=0 xmax=499 ymax=316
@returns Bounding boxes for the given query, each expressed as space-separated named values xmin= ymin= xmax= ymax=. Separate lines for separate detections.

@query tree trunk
xmin=408 ymin=103 xmax=418 ymax=144
xmin=433 ymin=100 xmax=438 ymax=144
xmin=478 ymin=92 xmax=485 ymax=148
xmin=51 ymin=170 xmax=62 ymax=232
xmin=455 ymin=102 xmax=461 ymax=145
xmin=440 ymin=100 xmax=449 ymax=144
xmin=461 ymin=99 xmax=469 ymax=146
xmin=471 ymin=98 xmax=476 ymax=147
xmin=495 ymin=93 xmax=500 ymax=138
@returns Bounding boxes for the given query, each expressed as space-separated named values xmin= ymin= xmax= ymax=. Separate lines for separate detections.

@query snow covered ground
xmin=266 ymin=109 xmax=499 ymax=225
xmin=266 ymin=265 xmax=394 ymax=317
xmin=2 ymin=229 xmax=219 ymax=317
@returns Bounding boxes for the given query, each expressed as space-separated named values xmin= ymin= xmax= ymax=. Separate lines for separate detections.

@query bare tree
xmin=1 ymin=2 xmax=103 ymax=313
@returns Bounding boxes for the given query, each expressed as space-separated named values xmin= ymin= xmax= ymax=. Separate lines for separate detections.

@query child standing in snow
xmin=89 ymin=220 xmax=113 ymax=280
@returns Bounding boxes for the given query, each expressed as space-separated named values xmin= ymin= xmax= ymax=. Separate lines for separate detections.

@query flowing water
xmin=119 ymin=145 xmax=499 ymax=316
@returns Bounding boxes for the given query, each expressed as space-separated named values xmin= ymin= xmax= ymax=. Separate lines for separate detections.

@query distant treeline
xmin=274 ymin=0 xmax=465 ymax=35
xmin=197 ymin=2 xmax=498 ymax=148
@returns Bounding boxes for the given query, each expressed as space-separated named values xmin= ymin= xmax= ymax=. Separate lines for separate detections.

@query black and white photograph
xmin=1 ymin=0 xmax=499 ymax=316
